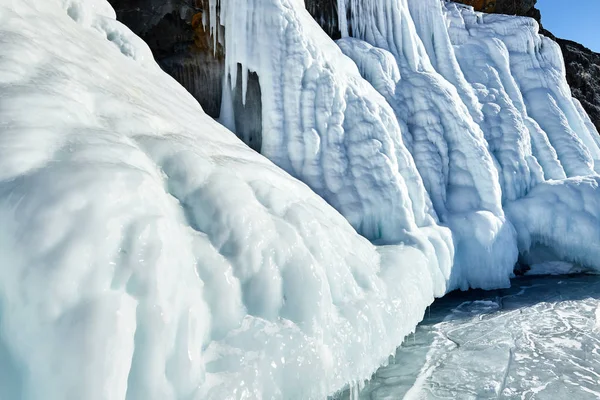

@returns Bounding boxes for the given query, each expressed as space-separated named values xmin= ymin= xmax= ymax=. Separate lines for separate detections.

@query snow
xmin=3 ymin=0 xmax=600 ymax=398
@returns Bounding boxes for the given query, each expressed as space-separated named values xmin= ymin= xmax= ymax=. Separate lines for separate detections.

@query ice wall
xmin=506 ymin=176 xmax=600 ymax=269
xmin=212 ymin=0 xmax=456 ymax=293
xmin=0 ymin=0 xmax=451 ymax=399
xmin=334 ymin=0 xmax=518 ymax=289
xmin=409 ymin=0 xmax=547 ymax=201
xmin=332 ymin=0 xmax=600 ymax=282
xmin=214 ymin=0 xmax=437 ymax=242
xmin=439 ymin=3 xmax=600 ymax=272
xmin=445 ymin=3 xmax=600 ymax=177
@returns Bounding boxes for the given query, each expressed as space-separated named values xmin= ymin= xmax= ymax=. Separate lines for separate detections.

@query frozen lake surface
xmin=339 ymin=274 xmax=600 ymax=399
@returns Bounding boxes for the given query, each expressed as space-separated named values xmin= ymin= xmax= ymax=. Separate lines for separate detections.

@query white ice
xmin=445 ymin=3 xmax=600 ymax=177
xmin=3 ymin=0 xmax=600 ymax=398
xmin=336 ymin=0 xmax=518 ymax=290
xmin=506 ymin=176 xmax=600 ymax=270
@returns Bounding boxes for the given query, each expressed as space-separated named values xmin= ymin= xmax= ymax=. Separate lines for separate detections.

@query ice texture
xmin=215 ymin=0 xmax=523 ymax=292
xmin=336 ymin=0 xmax=518 ymax=290
xmin=213 ymin=0 xmax=459 ymax=298
xmin=445 ymin=3 xmax=600 ymax=177
xmin=3 ymin=0 xmax=600 ymax=398
xmin=348 ymin=275 xmax=600 ymax=399
xmin=506 ymin=176 xmax=600 ymax=269
xmin=0 ymin=0 xmax=447 ymax=399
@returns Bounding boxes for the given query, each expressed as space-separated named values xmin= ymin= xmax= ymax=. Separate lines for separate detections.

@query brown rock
xmin=305 ymin=0 xmax=343 ymax=38
xmin=453 ymin=0 xmax=497 ymax=13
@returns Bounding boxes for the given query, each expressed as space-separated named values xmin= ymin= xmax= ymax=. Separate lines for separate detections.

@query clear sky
xmin=537 ymin=0 xmax=600 ymax=52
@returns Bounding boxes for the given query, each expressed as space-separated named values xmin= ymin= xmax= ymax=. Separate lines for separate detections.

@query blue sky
xmin=537 ymin=0 xmax=600 ymax=52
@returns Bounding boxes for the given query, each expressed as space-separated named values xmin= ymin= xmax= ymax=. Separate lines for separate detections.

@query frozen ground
xmin=338 ymin=273 xmax=600 ymax=399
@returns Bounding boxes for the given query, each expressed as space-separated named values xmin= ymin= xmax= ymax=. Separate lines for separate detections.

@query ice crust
xmin=2 ymin=0 xmax=600 ymax=399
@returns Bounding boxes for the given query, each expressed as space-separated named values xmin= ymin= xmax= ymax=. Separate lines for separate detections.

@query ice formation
xmin=2 ymin=0 xmax=600 ymax=399
xmin=0 ymin=1 xmax=445 ymax=399
xmin=444 ymin=2 xmax=600 ymax=178
xmin=506 ymin=176 xmax=600 ymax=268
xmin=335 ymin=0 xmax=520 ymax=290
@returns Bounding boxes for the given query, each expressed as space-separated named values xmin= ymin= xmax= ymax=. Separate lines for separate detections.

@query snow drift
xmin=1 ymin=0 xmax=600 ymax=399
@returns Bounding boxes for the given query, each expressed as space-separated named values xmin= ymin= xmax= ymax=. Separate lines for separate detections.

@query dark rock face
xmin=451 ymin=0 xmax=536 ymax=14
xmin=109 ymin=0 xmax=225 ymax=117
xmin=494 ymin=0 xmax=537 ymax=15
xmin=305 ymin=0 xmax=343 ymax=39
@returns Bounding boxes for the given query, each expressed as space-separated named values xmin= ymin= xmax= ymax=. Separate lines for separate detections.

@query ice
xmin=212 ymin=0 xmax=463 ymax=300
xmin=347 ymin=275 xmax=600 ymax=399
xmin=574 ymin=97 xmax=600 ymax=150
xmin=506 ymin=176 xmax=600 ymax=270
xmin=434 ymin=1 xmax=550 ymax=200
xmin=334 ymin=0 xmax=600 ymax=281
xmin=445 ymin=3 xmax=600 ymax=177
xmin=525 ymin=262 xmax=587 ymax=276
xmin=0 ymin=0 xmax=449 ymax=398
xmin=214 ymin=0 xmax=454 ymax=262
xmin=335 ymin=0 xmax=517 ymax=290
xmin=3 ymin=0 xmax=600 ymax=398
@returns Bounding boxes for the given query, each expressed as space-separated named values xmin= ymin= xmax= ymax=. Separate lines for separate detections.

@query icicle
xmin=241 ymin=67 xmax=248 ymax=106
xmin=218 ymin=72 xmax=236 ymax=132
xmin=338 ymin=0 xmax=348 ymax=37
